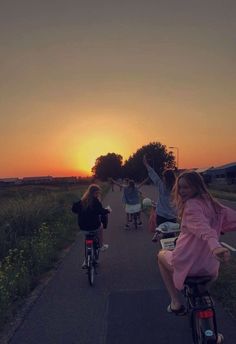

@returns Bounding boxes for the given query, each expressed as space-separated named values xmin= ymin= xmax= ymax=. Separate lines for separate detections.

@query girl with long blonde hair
xmin=158 ymin=171 xmax=236 ymax=321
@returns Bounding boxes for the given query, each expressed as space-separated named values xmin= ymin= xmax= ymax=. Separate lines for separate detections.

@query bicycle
xmin=130 ymin=212 xmax=141 ymax=229
xmin=185 ymin=241 xmax=236 ymax=343
xmin=157 ymin=222 xmax=225 ymax=343
xmin=184 ymin=275 xmax=223 ymax=344
xmin=125 ymin=207 xmax=142 ymax=230
xmin=84 ymin=231 xmax=100 ymax=286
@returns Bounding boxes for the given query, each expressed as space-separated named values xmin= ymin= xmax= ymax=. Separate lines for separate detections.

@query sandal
xmin=167 ymin=304 xmax=186 ymax=316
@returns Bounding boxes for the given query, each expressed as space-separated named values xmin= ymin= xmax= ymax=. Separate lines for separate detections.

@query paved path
xmin=8 ymin=186 xmax=236 ymax=344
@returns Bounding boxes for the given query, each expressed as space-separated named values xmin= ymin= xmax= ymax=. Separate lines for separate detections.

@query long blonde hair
xmin=81 ymin=184 xmax=101 ymax=209
xmin=173 ymin=171 xmax=221 ymax=218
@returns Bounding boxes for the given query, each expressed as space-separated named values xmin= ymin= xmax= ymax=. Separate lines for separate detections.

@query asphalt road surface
xmin=8 ymin=186 xmax=236 ymax=344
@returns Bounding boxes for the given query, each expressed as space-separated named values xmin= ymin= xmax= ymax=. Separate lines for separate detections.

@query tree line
xmin=91 ymin=142 xmax=176 ymax=181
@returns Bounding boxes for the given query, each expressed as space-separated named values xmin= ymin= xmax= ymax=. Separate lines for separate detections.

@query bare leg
xmin=158 ymin=250 xmax=182 ymax=309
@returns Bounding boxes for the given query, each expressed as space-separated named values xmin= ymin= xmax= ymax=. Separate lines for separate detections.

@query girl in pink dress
xmin=158 ymin=171 xmax=236 ymax=316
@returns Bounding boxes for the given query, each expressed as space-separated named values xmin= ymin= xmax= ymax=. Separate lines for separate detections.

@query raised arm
xmin=143 ymin=155 xmax=150 ymax=169
xmin=143 ymin=155 xmax=162 ymax=186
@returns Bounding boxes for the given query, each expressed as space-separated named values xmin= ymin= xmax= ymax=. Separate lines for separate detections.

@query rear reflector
xmin=196 ymin=309 xmax=214 ymax=318
xmin=86 ymin=240 xmax=93 ymax=245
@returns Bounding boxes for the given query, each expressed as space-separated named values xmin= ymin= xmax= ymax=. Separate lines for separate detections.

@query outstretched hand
xmin=212 ymin=247 xmax=230 ymax=262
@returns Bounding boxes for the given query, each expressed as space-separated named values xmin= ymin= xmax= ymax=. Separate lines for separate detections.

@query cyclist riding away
xmin=72 ymin=184 xmax=111 ymax=266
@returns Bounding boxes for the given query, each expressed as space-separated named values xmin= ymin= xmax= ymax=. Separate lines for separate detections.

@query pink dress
xmin=166 ymin=197 xmax=236 ymax=290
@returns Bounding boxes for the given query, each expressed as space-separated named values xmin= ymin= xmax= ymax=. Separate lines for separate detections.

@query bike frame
xmin=84 ymin=231 xmax=100 ymax=286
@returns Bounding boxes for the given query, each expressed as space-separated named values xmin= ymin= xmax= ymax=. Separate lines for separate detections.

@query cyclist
xmin=72 ymin=184 xmax=111 ymax=266
xmin=112 ymin=177 xmax=149 ymax=229
xmin=143 ymin=154 xmax=177 ymax=227
xmin=157 ymin=171 xmax=236 ymax=317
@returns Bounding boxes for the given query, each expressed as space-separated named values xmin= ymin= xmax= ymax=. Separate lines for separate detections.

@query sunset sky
xmin=0 ymin=1 xmax=235 ymax=178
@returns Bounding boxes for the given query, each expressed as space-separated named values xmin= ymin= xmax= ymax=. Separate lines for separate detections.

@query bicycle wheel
xmin=87 ymin=252 xmax=95 ymax=286
xmin=191 ymin=312 xmax=203 ymax=344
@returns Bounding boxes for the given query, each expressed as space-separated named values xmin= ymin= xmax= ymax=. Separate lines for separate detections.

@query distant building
xmin=182 ymin=163 xmax=236 ymax=185
xmin=207 ymin=162 xmax=236 ymax=185
xmin=53 ymin=177 xmax=77 ymax=184
xmin=22 ymin=176 xmax=53 ymax=185
xmin=194 ymin=167 xmax=214 ymax=185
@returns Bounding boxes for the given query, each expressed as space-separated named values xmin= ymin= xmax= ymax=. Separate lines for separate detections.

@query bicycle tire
xmin=88 ymin=264 xmax=95 ymax=286
xmin=191 ymin=311 xmax=203 ymax=344
xmin=87 ymin=253 xmax=95 ymax=286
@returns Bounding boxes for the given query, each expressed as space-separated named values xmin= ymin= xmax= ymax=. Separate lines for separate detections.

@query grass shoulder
xmin=211 ymin=257 xmax=236 ymax=319
xmin=208 ymin=184 xmax=236 ymax=202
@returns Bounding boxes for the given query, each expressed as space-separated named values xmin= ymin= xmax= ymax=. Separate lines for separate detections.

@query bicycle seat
xmin=184 ymin=276 xmax=213 ymax=286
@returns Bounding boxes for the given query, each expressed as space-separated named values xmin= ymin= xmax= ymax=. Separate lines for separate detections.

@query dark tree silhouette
xmin=122 ymin=142 xmax=175 ymax=181
xmin=92 ymin=153 xmax=123 ymax=180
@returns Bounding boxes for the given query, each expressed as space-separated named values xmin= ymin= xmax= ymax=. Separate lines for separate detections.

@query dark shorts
xmin=156 ymin=215 xmax=176 ymax=227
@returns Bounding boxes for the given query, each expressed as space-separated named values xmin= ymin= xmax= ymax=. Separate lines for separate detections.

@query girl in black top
xmin=72 ymin=184 xmax=110 ymax=250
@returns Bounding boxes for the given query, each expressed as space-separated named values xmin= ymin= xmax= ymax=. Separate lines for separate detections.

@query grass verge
xmin=210 ymin=190 xmax=236 ymax=202
xmin=208 ymin=184 xmax=236 ymax=202
xmin=211 ymin=257 xmax=236 ymax=319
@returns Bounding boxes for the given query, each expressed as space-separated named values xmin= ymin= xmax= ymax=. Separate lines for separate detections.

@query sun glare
xmin=69 ymin=134 xmax=124 ymax=176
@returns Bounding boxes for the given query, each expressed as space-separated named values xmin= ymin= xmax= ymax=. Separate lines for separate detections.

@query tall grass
xmin=0 ymin=186 xmax=85 ymax=260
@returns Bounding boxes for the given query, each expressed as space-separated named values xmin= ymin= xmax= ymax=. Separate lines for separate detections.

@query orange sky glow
xmin=0 ymin=1 xmax=235 ymax=178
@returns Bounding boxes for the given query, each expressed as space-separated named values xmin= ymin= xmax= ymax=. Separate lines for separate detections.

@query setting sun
xmin=68 ymin=132 xmax=125 ymax=176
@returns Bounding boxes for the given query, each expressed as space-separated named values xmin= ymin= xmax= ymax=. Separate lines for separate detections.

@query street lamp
xmin=169 ymin=146 xmax=179 ymax=169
